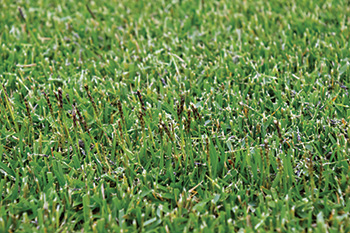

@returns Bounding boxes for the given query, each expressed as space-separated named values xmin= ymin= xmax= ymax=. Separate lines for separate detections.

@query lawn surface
xmin=1 ymin=0 xmax=350 ymax=232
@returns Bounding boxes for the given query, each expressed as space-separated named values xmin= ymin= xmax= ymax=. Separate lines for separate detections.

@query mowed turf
xmin=1 ymin=0 xmax=350 ymax=232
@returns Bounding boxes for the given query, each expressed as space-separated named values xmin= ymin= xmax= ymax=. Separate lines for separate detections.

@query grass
xmin=0 ymin=0 xmax=350 ymax=231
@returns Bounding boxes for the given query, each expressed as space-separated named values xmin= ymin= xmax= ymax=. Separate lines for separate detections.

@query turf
xmin=1 ymin=0 xmax=350 ymax=232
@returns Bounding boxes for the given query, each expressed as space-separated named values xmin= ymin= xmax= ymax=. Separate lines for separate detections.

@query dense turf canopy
xmin=1 ymin=0 xmax=350 ymax=231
